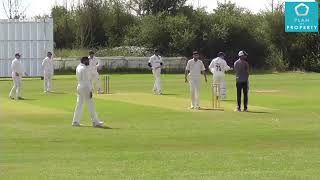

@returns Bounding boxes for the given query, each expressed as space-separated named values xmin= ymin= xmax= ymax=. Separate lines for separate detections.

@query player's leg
xmin=155 ymin=68 xmax=162 ymax=94
xmin=47 ymin=74 xmax=53 ymax=92
xmin=9 ymin=77 xmax=18 ymax=99
xmin=16 ymin=77 xmax=22 ymax=99
xmin=189 ymin=78 xmax=196 ymax=108
xmin=194 ymin=78 xmax=201 ymax=109
xmin=236 ymin=82 xmax=242 ymax=111
xmin=44 ymin=73 xmax=49 ymax=93
xmin=85 ymin=93 xmax=103 ymax=127
xmin=94 ymin=72 xmax=103 ymax=94
xmin=152 ymin=70 xmax=157 ymax=93
xmin=72 ymin=88 xmax=85 ymax=126
xmin=220 ymin=76 xmax=227 ymax=100
xmin=243 ymin=82 xmax=249 ymax=111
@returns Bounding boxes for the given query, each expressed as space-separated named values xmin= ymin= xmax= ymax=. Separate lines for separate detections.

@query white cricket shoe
xmin=72 ymin=122 xmax=82 ymax=127
xmin=93 ymin=121 xmax=104 ymax=128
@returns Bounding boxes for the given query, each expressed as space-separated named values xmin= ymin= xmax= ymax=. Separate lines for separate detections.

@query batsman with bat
xmin=209 ymin=52 xmax=232 ymax=100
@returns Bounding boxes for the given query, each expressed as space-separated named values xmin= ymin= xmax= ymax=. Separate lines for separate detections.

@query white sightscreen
xmin=0 ymin=18 xmax=54 ymax=77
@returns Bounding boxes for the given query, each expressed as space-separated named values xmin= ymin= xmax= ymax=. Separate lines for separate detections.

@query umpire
xmin=234 ymin=51 xmax=249 ymax=112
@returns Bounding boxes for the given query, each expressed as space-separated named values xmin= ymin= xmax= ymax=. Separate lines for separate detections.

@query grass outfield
xmin=1 ymin=73 xmax=320 ymax=180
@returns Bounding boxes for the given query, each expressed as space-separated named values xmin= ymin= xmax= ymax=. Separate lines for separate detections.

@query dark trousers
xmin=236 ymin=81 xmax=248 ymax=110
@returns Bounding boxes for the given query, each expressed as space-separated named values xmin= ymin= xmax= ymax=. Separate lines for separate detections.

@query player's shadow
xmin=14 ymin=98 xmax=37 ymax=101
xmin=76 ymin=126 xmax=118 ymax=130
xmin=49 ymin=92 xmax=67 ymax=95
xmin=245 ymin=111 xmax=271 ymax=114
xmin=221 ymin=100 xmax=236 ymax=102
xmin=199 ymin=108 xmax=224 ymax=111
xmin=160 ymin=93 xmax=178 ymax=96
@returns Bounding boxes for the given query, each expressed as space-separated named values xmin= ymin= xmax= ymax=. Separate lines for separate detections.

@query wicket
xmin=104 ymin=75 xmax=110 ymax=94
xmin=212 ymin=83 xmax=222 ymax=110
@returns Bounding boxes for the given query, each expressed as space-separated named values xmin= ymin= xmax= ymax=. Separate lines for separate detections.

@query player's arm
xmin=12 ymin=61 xmax=19 ymax=76
xmin=208 ymin=61 xmax=214 ymax=74
xmin=224 ymin=61 xmax=231 ymax=71
xmin=185 ymin=70 xmax=189 ymax=83
xmin=96 ymin=58 xmax=100 ymax=68
xmin=148 ymin=57 xmax=152 ymax=68
xmin=201 ymin=62 xmax=207 ymax=82
xmin=160 ymin=57 xmax=163 ymax=67
xmin=185 ymin=61 xmax=190 ymax=83
xmin=42 ymin=59 xmax=47 ymax=68
xmin=201 ymin=70 xmax=207 ymax=82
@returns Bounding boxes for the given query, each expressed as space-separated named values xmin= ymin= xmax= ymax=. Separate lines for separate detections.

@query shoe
xmin=9 ymin=96 xmax=14 ymax=100
xmin=93 ymin=121 xmax=104 ymax=128
xmin=190 ymin=107 xmax=195 ymax=109
xmin=97 ymin=91 xmax=104 ymax=94
xmin=244 ymin=108 xmax=248 ymax=112
xmin=72 ymin=122 xmax=82 ymax=127
xmin=17 ymin=97 xmax=25 ymax=100
xmin=195 ymin=107 xmax=201 ymax=110
xmin=234 ymin=108 xmax=241 ymax=112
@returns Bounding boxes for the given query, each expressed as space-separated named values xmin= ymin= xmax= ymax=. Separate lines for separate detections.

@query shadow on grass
xmin=49 ymin=92 xmax=68 ymax=95
xmin=199 ymin=108 xmax=224 ymax=111
xmin=245 ymin=111 xmax=271 ymax=114
xmin=160 ymin=93 xmax=178 ymax=96
xmin=74 ymin=126 xmax=118 ymax=130
xmin=12 ymin=98 xmax=38 ymax=101
xmin=221 ymin=100 xmax=236 ymax=102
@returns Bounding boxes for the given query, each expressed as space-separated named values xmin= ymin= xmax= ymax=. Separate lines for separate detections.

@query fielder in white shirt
xmin=148 ymin=49 xmax=163 ymax=95
xmin=72 ymin=57 xmax=104 ymax=128
xmin=209 ymin=52 xmax=232 ymax=100
xmin=9 ymin=53 xmax=28 ymax=100
xmin=185 ymin=51 xmax=207 ymax=109
xmin=42 ymin=52 xmax=54 ymax=93
xmin=88 ymin=51 xmax=103 ymax=94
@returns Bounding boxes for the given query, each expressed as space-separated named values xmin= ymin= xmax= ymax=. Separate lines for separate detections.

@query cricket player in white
xmin=209 ymin=52 xmax=232 ymax=100
xmin=148 ymin=49 xmax=163 ymax=95
xmin=72 ymin=57 xmax=104 ymax=128
xmin=185 ymin=51 xmax=207 ymax=109
xmin=9 ymin=53 xmax=28 ymax=100
xmin=88 ymin=51 xmax=103 ymax=94
xmin=42 ymin=52 xmax=54 ymax=93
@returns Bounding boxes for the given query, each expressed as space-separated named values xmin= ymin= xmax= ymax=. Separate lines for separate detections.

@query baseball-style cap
xmin=238 ymin=51 xmax=248 ymax=57
xmin=15 ymin=53 xmax=22 ymax=57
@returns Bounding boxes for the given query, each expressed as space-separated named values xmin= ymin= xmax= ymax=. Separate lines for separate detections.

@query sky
xmin=0 ymin=0 xmax=317 ymax=19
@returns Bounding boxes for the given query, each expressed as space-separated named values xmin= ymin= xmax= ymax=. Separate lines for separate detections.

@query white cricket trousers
xmin=9 ymin=76 xmax=22 ymax=99
xmin=72 ymin=86 xmax=100 ymax=124
xmin=213 ymin=74 xmax=227 ymax=100
xmin=90 ymin=71 xmax=102 ymax=92
xmin=152 ymin=68 xmax=162 ymax=93
xmin=44 ymin=73 xmax=53 ymax=92
xmin=189 ymin=77 xmax=201 ymax=108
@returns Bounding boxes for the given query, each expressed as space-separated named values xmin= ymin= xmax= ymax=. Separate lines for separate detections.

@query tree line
xmin=52 ymin=0 xmax=320 ymax=72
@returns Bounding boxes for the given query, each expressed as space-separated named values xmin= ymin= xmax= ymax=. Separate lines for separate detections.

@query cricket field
xmin=1 ymin=73 xmax=320 ymax=180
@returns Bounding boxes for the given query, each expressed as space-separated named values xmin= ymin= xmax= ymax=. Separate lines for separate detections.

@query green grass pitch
xmin=1 ymin=73 xmax=320 ymax=180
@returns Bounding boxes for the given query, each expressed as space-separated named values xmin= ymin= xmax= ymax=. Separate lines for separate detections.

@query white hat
xmin=238 ymin=51 xmax=248 ymax=57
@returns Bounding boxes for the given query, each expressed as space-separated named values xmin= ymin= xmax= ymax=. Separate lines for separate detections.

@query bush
xmin=95 ymin=46 xmax=152 ymax=57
